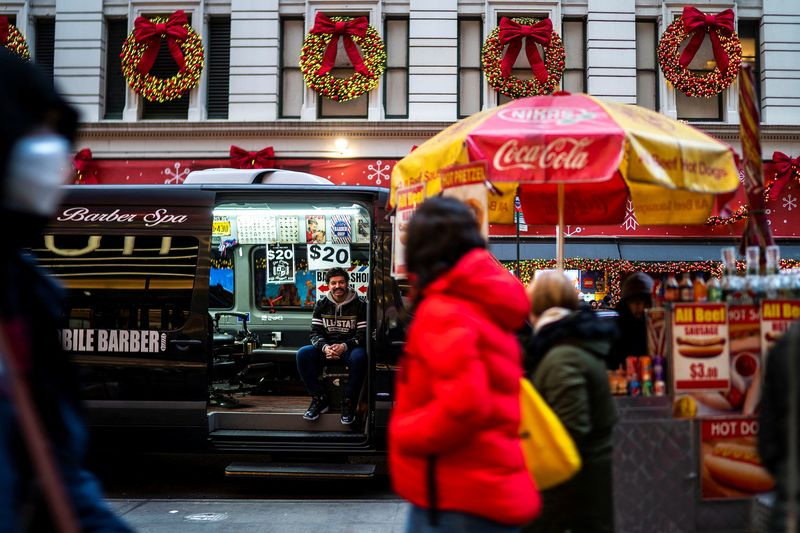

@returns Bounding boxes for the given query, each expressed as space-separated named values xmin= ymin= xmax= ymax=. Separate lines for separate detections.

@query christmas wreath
xmin=481 ymin=17 xmax=565 ymax=99
xmin=0 ymin=15 xmax=30 ymax=60
xmin=299 ymin=13 xmax=386 ymax=102
xmin=706 ymin=152 xmax=799 ymax=226
xmin=120 ymin=10 xmax=204 ymax=103
xmin=658 ymin=7 xmax=741 ymax=98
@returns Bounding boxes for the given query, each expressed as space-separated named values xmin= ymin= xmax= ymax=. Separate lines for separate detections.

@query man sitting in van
xmin=296 ymin=268 xmax=367 ymax=424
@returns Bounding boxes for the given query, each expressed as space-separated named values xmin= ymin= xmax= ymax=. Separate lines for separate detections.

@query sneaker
xmin=303 ymin=395 xmax=330 ymax=421
xmin=340 ymin=398 xmax=356 ymax=425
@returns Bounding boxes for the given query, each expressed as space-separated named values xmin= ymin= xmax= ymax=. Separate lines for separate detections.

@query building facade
xmin=2 ymin=0 xmax=799 ymax=164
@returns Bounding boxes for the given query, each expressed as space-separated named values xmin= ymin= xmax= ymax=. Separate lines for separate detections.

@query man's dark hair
xmin=325 ymin=267 xmax=349 ymax=284
xmin=405 ymin=196 xmax=486 ymax=292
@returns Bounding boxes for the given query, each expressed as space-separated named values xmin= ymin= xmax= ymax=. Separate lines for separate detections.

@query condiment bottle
xmin=745 ymin=246 xmax=762 ymax=304
xmin=679 ymin=273 xmax=694 ymax=302
xmin=694 ymin=273 xmax=708 ymax=302
xmin=663 ymin=273 xmax=679 ymax=302
xmin=707 ymin=276 xmax=722 ymax=302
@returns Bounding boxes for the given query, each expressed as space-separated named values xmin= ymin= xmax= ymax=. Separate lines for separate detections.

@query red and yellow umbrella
xmin=391 ymin=92 xmax=740 ymax=265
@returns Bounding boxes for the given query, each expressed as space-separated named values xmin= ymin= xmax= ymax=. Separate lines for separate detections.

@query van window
xmin=35 ymin=233 xmax=199 ymax=331
xmin=212 ymin=201 xmax=372 ymax=311
xmin=210 ymin=246 xmax=235 ymax=309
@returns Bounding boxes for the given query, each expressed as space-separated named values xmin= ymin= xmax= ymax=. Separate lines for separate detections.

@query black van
xmin=37 ymin=169 xmax=408 ymax=477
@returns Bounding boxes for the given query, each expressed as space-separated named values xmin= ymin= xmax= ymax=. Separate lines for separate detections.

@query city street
xmin=93 ymin=453 xmax=407 ymax=532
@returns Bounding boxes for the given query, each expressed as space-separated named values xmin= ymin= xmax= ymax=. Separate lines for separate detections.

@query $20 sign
xmin=308 ymin=243 xmax=351 ymax=270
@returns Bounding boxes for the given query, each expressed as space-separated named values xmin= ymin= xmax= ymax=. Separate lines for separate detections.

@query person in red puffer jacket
xmin=389 ymin=196 xmax=541 ymax=532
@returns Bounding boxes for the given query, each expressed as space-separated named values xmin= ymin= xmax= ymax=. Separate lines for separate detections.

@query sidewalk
xmin=109 ymin=499 xmax=409 ymax=533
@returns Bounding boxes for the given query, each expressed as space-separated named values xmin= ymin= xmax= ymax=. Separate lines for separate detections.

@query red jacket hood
xmin=423 ymin=248 xmax=528 ymax=331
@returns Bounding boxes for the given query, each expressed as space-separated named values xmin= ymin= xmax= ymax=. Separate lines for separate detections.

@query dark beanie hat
xmin=0 ymin=48 xmax=77 ymax=176
xmin=620 ymin=272 xmax=654 ymax=302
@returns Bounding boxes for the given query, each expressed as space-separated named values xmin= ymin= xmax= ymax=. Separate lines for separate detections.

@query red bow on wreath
xmin=498 ymin=17 xmax=552 ymax=83
xmin=133 ymin=10 xmax=189 ymax=75
xmin=679 ymin=7 xmax=735 ymax=74
xmin=771 ymin=151 xmax=800 ymax=198
xmin=73 ymin=148 xmax=98 ymax=184
xmin=230 ymin=145 xmax=276 ymax=169
xmin=310 ymin=14 xmax=370 ymax=77
xmin=0 ymin=16 xmax=9 ymax=45
xmin=73 ymin=148 xmax=94 ymax=173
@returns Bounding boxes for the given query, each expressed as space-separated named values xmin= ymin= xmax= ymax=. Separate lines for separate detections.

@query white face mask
xmin=3 ymin=134 xmax=72 ymax=217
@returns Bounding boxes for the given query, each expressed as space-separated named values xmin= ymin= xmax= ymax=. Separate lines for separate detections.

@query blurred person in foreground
xmin=607 ymin=272 xmax=654 ymax=370
xmin=524 ymin=271 xmax=618 ymax=533
xmin=389 ymin=196 xmax=540 ymax=532
xmin=759 ymin=320 xmax=800 ymax=532
xmin=0 ymin=48 xmax=132 ymax=532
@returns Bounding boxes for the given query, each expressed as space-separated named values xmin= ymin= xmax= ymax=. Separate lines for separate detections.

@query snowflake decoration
xmin=622 ymin=200 xmax=639 ymax=231
xmin=366 ymin=160 xmax=390 ymax=185
xmin=164 ymin=162 xmax=190 ymax=185
xmin=564 ymin=225 xmax=584 ymax=237
xmin=783 ymin=194 xmax=797 ymax=212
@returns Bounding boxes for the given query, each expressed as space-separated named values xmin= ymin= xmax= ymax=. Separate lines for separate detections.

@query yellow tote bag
xmin=518 ymin=377 xmax=582 ymax=490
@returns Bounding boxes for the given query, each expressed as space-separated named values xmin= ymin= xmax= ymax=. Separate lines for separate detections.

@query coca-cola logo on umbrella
xmin=493 ymin=138 xmax=595 ymax=172
xmin=497 ymin=107 xmax=598 ymax=126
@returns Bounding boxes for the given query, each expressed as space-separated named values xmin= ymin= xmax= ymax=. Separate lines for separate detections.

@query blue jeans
xmin=0 ymin=397 xmax=133 ymax=532
xmin=296 ymin=344 xmax=367 ymax=401
xmin=405 ymin=504 xmax=520 ymax=533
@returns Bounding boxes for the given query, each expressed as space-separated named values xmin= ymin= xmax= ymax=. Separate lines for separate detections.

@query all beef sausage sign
xmin=672 ymin=303 xmax=730 ymax=393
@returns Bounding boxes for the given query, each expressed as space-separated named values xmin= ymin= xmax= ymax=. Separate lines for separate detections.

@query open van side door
xmin=41 ymin=186 xmax=214 ymax=447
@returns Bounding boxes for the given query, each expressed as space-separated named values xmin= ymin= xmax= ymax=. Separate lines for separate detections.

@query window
xmin=458 ymin=18 xmax=482 ymax=117
xmin=675 ymin=14 xmax=722 ymax=120
xmin=104 ymin=18 xmax=127 ymax=119
xmin=141 ymin=13 xmax=192 ymax=119
xmin=562 ymin=19 xmax=586 ymax=93
xmin=280 ymin=17 xmax=304 ymax=118
xmin=207 ymin=16 xmax=231 ymax=119
xmin=636 ymin=20 xmax=658 ymax=110
xmin=210 ymin=247 xmax=235 ymax=309
xmin=37 ymin=234 xmax=199 ymax=331
xmin=384 ymin=17 xmax=409 ymax=118
xmin=739 ymin=19 xmax=761 ymax=111
xmin=34 ymin=17 xmax=55 ymax=81
xmin=211 ymin=202 xmax=371 ymax=311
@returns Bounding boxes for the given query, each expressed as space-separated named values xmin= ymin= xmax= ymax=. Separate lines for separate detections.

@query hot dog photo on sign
xmin=700 ymin=418 xmax=774 ymax=500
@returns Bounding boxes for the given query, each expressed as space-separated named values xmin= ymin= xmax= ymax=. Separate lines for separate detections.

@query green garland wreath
xmin=658 ymin=18 xmax=742 ymax=98
xmin=299 ymin=16 xmax=386 ymax=102
xmin=120 ymin=16 xmax=204 ymax=103
xmin=2 ymin=21 xmax=30 ymax=60
xmin=481 ymin=17 xmax=565 ymax=99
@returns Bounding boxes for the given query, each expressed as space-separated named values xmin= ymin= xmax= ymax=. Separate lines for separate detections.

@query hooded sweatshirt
xmin=389 ymin=248 xmax=540 ymax=526
xmin=309 ymin=287 xmax=366 ymax=351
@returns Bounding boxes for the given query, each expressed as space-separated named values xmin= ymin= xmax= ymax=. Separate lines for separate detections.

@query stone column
xmin=408 ymin=0 xmax=457 ymax=120
xmin=228 ymin=0 xmax=279 ymax=121
xmin=54 ymin=0 xmax=104 ymax=121
xmin=586 ymin=0 xmax=637 ymax=104
xmin=761 ymin=0 xmax=800 ymax=123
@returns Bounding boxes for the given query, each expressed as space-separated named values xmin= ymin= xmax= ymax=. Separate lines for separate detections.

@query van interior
xmin=206 ymin=200 xmax=373 ymax=439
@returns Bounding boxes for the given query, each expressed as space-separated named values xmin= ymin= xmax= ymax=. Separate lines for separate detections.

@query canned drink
xmin=653 ymin=356 xmax=665 ymax=382
xmin=642 ymin=380 xmax=653 ymax=396
xmin=625 ymin=356 xmax=639 ymax=380
xmin=640 ymin=356 xmax=653 ymax=382
xmin=629 ymin=378 xmax=641 ymax=397
xmin=654 ymin=380 xmax=666 ymax=396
